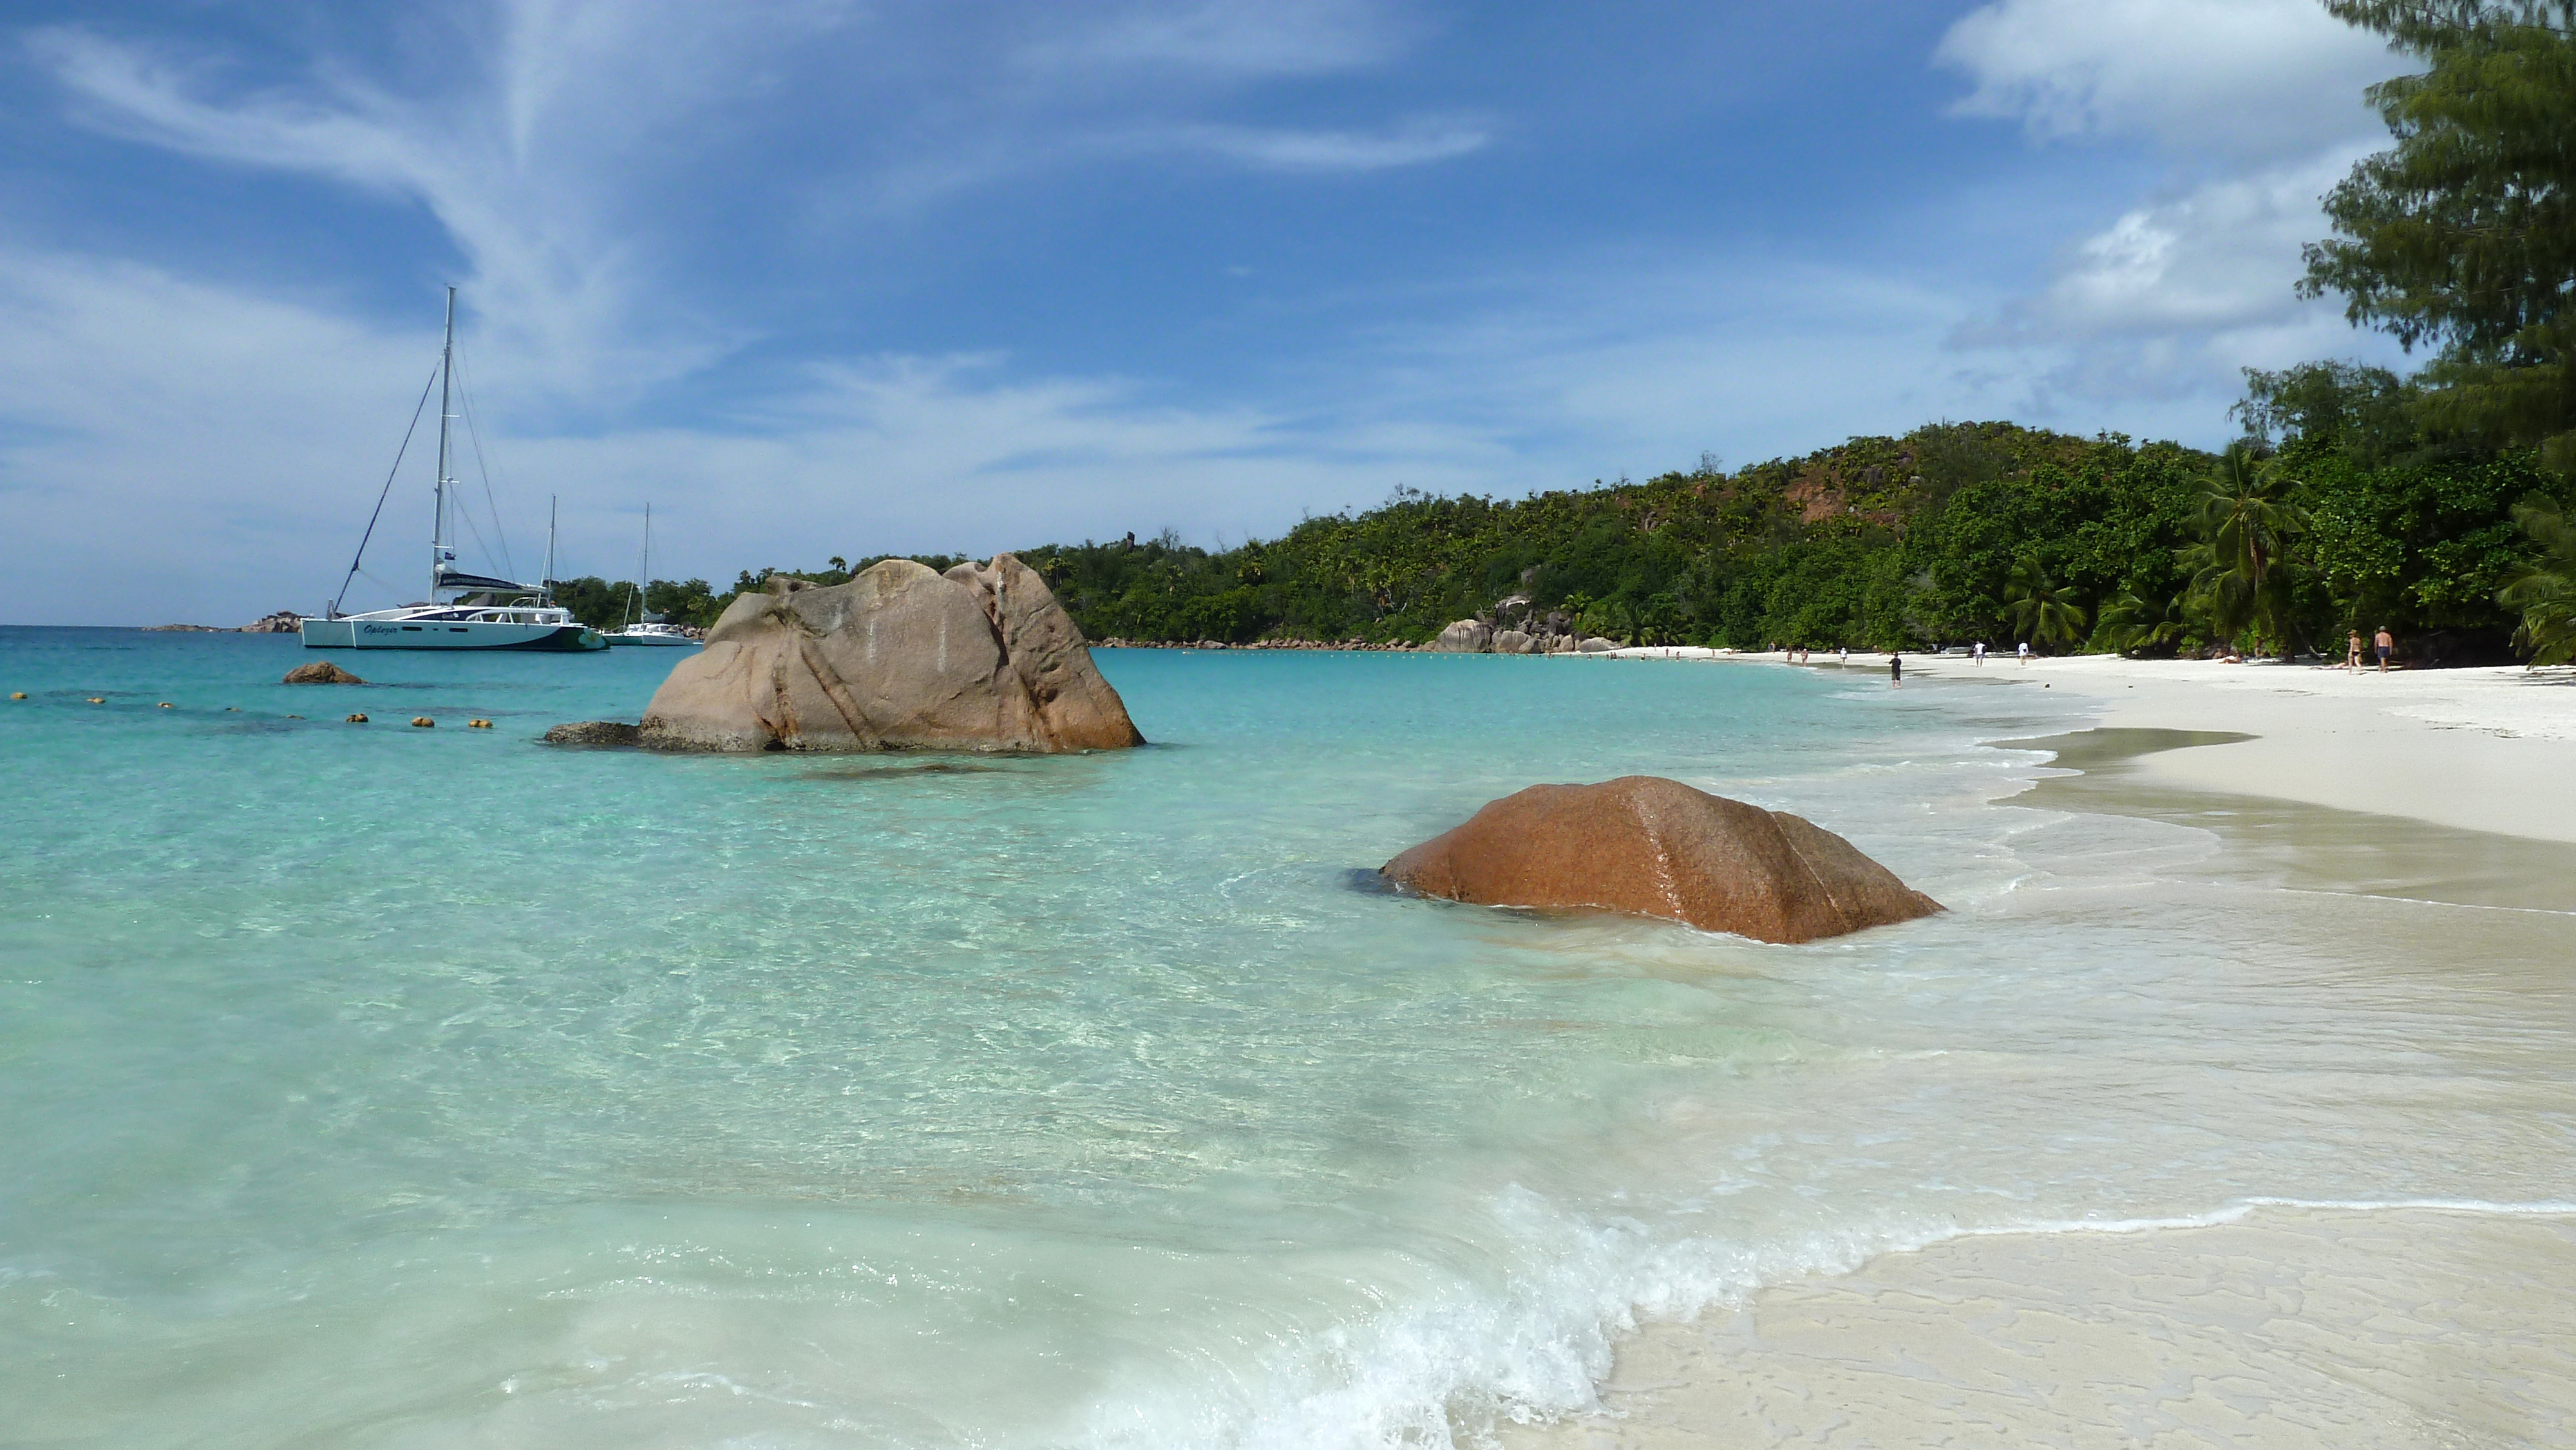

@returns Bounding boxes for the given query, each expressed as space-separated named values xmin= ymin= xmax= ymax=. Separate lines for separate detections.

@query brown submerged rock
xmin=638 ymin=555 xmax=1144 ymax=753
xmin=283 ymin=661 xmax=365 ymax=684
xmin=544 ymin=720 xmax=641 ymax=746
xmin=1381 ymin=775 xmax=1942 ymax=944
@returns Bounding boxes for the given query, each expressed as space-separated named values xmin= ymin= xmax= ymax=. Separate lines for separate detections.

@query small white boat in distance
xmin=602 ymin=619 xmax=697 ymax=646
xmin=302 ymin=287 xmax=605 ymax=652
xmin=601 ymin=503 xmax=701 ymax=647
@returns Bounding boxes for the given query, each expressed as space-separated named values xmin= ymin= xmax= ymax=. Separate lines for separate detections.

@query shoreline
xmin=1500 ymin=654 xmax=2576 ymax=1450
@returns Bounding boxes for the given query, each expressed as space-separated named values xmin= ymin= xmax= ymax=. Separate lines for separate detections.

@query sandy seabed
xmin=1511 ymin=650 xmax=2576 ymax=1449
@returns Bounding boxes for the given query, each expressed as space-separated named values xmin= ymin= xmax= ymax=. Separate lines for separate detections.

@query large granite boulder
xmin=283 ymin=661 xmax=365 ymax=684
xmin=1492 ymin=628 xmax=1535 ymax=655
xmin=1575 ymin=636 xmax=1621 ymax=654
xmin=1381 ymin=776 xmax=1941 ymax=944
xmin=1435 ymin=620 xmax=1493 ymax=653
xmin=638 ymin=555 xmax=1144 ymax=753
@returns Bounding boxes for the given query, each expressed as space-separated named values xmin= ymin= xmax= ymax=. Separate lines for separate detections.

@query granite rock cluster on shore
xmin=1430 ymin=601 xmax=1616 ymax=654
xmin=636 ymin=556 xmax=1142 ymax=753
xmin=283 ymin=661 xmax=365 ymax=684
xmin=1383 ymin=775 xmax=1942 ymax=943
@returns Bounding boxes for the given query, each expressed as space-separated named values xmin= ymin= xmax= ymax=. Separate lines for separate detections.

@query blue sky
xmin=1 ymin=0 xmax=2412 ymax=625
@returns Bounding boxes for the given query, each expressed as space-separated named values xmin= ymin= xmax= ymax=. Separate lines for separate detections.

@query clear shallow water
xmin=2 ymin=629 xmax=2569 ymax=1447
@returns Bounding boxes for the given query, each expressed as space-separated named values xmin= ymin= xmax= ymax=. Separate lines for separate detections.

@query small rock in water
xmin=283 ymin=661 xmax=365 ymax=685
xmin=542 ymin=720 xmax=641 ymax=746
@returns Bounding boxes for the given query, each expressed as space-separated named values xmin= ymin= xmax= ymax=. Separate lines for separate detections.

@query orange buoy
xmin=346 ymin=713 xmax=368 ymax=724
xmin=158 ymin=702 xmax=174 ymax=709
xmin=86 ymin=696 xmax=104 ymax=704
xmin=411 ymin=717 xmax=435 ymax=728
xmin=8 ymin=692 xmax=25 ymax=701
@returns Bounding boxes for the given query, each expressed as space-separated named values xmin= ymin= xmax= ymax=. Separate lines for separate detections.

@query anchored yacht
xmin=302 ymin=288 xmax=605 ymax=652
xmin=601 ymin=503 xmax=701 ymax=647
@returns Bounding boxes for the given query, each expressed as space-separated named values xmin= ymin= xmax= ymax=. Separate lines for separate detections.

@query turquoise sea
xmin=3 ymin=628 xmax=2569 ymax=1447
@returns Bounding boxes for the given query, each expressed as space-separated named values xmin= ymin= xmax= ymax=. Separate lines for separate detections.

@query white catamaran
xmin=600 ymin=504 xmax=699 ymax=646
xmin=302 ymin=287 xmax=605 ymax=652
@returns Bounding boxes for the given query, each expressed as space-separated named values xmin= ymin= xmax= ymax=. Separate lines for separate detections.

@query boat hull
xmin=602 ymin=633 xmax=699 ymax=646
xmin=301 ymin=619 xmax=605 ymax=651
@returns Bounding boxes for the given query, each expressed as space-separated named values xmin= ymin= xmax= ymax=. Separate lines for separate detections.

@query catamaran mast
xmin=545 ymin=494 xmax=559 ymax=605
xmin=431 ymin=285 xmax=456 ymax=598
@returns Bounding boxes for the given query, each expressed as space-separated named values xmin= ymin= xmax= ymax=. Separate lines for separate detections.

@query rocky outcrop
xmin=1575 ymin=636 xmax=1621 ymax=654
xmin=1492 ymin=628 xmax=1535 ymax=654
xmin=1381 ymin=776 xmax=1942 ymax=944
xmin=1434 ymin=619 xmax=1493 ymax=653
xmin=637 ymin=555 xmax=1144 ymax=753
xmin=241 ymin=612 xmax=303 ymax=634
xmin=283 ymin=661 xmax=365 ymax=684
xmin=543 ymin=720 xmax=641 ymax=746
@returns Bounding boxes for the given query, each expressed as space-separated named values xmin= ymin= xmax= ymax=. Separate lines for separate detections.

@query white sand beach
xmin=1597 ymin=647 xmax=2576 ymax=845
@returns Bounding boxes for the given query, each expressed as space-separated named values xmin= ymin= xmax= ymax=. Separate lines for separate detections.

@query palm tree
xmin=2005 ymin=554 xmax=2088 ymax=654
xmin=2498 ymin=495 xmax=2576 ymax=666
xmin=2184 ymin=441 xmax=2307 ymax=655
xmin=2096 ymin=587 xmax=2188 ymax=657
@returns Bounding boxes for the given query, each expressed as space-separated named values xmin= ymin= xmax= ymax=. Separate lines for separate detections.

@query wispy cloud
xmin=1012 ymin=0 xmax=1406 ymax=77
xmin=1164 ymin=115 xmax=1490 ymax=171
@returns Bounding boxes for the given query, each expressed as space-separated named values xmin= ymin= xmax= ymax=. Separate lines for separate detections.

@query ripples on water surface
xmin=1 ymin=628 xmax=2568 ymax=1447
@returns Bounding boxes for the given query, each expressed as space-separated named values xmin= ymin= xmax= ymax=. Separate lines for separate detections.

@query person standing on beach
xmin=1973 ymin=641 xmax=1986 ymax=666
xmin=2347 ymin=630 xmax=2364 ymax=671
xmin=1889 ymin=653 xmax=1902 ymax=686
xmin=2375 ymin=625 xmax=2394 ymax=672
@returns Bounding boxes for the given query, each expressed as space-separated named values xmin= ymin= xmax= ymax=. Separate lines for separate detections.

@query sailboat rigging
xmin=301 ymin=287 xmax=605 ymax=652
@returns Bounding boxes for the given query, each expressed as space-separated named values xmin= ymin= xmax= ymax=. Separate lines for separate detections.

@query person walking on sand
xmin=1973 ymin=641 xmax=1986 ymax=666
xmin=2017 ymin=641 xmax=2031 ymax=666
xmin=2374 ymin=625 xmax=2394 ymax=672
xmin=1889 ymin=652 xmax=1902 ymax=686
xmin=2347 ymin=630 xmax=2364 ymax=671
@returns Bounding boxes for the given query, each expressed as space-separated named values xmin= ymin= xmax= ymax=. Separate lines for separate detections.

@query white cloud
xmin=1969 ymin=150 xmax=2363 ymax=342
xmin=1953 ymin=149 xmax=2405 ymax=406
xmin=1168 ymin=115 xmax=1488 ymax=171
xmin=1935 ymin=0 xmax=2398 ymax=158
xmin=1933 ymin=1 xmax=2416 ymax=408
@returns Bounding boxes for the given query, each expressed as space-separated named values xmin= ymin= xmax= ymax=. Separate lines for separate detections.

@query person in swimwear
xmin=2374 ymin=625 xmax=2394 ymax=672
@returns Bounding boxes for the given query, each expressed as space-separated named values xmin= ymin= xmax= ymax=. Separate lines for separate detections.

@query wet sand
xmin=1501 ymin=1204 xmax=2575 ymax=1449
